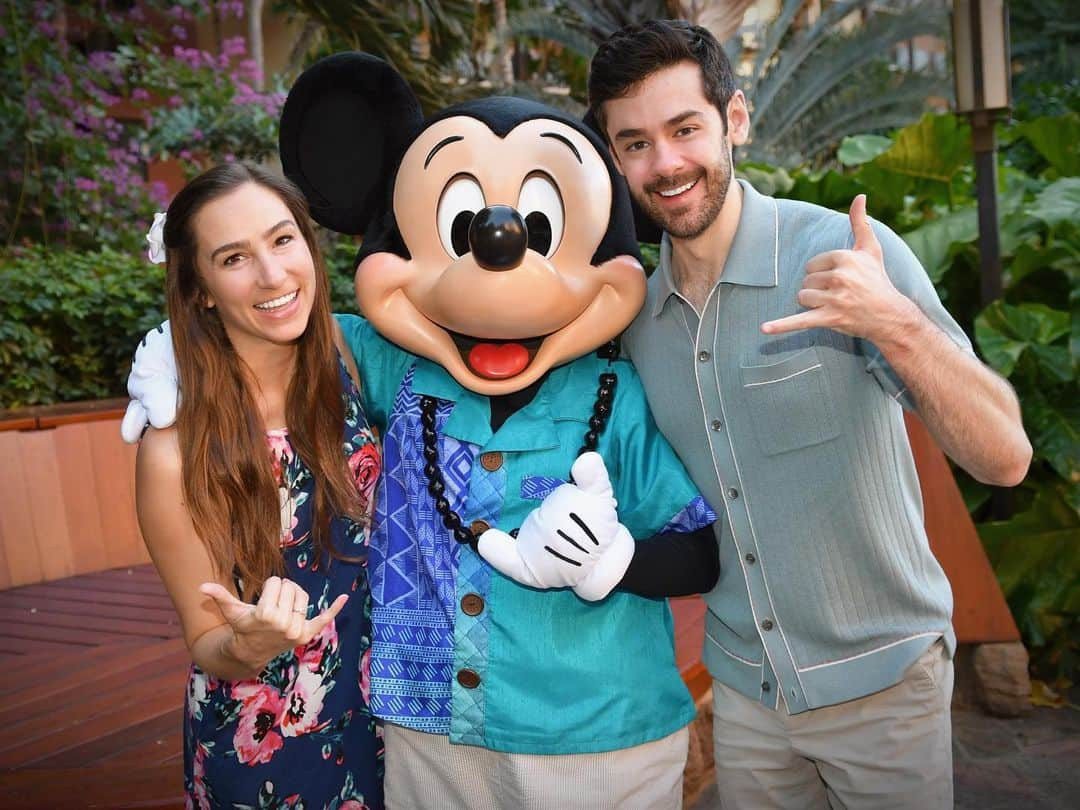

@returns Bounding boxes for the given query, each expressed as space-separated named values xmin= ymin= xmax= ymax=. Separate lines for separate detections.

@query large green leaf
xmin=980 ymin=484 xmax=1080 ymax=647
xmin=975 ymin=322 xmax=1028 ymax=376
xmin=784 ymin=169 xmax=865 ymax=210
xmin=837 ymin=134 xmax=894 ymax=167
xmin=901 ymin=208 xmax=978 ymax=283
xmin=977 ymin=300 xmax=1071 ymax=345
xmin=1028 ymin=178 xmax=1080 ymax=229
xmin=738 ymin=164 xmax=796 ymax=198
xmin=872 ymin=113 xmax=971 ymax=184
xmin=1029 ymin=344 xmax=1075 ymax=384
xmin=1017 ymin=114 xmax=1080 ymax=177
xmin=1024 ymin=390 xmax=1080 ymax=483
xmin=996 ymin=183 xmax=1037 ymax=257
xmin=851 ymin=163 xmax=912 ymax=219
xmin=975 ymin=300 xmax=1071 ymax=382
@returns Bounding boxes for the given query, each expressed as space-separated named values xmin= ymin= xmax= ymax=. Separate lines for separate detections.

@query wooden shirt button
xmin=457 ymin=669 xmax=481 ymax=689
xmin=461 ymin=593 xmax=485 ymax=616
xmin=479 ymin=451 xmax=503 ymax=471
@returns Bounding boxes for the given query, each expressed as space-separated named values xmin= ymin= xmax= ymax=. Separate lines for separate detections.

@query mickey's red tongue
xmin=468 ymin=342 xmax=530 ymax=379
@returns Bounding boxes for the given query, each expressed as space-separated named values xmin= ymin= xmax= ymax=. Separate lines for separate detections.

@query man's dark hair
xmin=588 ymin=19 xmax=737 ymax=139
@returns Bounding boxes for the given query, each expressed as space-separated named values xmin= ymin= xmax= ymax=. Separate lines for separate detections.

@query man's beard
xmin=633 ymin=146 xmax=732 ymax=240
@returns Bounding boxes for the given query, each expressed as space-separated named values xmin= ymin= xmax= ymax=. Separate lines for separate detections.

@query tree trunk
xmin=492 ymin=0 xmax=514 ymax=88
xmin=286 ymin=17 xmax=324 ymax=81
xmin=247 ymin=0 xmax=266 ymax=90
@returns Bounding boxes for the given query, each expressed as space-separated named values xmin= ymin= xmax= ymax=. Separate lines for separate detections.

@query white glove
xmin=478 ymin=452 xmax=635 ymax=601
xmin=120 ymin=320 xmax=180 ymax=444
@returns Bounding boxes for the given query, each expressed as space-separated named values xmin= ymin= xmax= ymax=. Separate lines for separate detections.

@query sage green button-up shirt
xmin=623 ymin=180 xmax=972 ymax=713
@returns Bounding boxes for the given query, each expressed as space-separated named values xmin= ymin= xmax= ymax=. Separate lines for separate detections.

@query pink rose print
xmin=297 ymin=615 xmax=338 ymax=670
xmin=359 ymin=647 xmax=372 ymax=706
xmin=339 ymin=802 xmax=369 ymax=810
xmin=266 ymin=432 xmax=293 ymax=484
xmin=280 ymin=667 xmax=328 ymax=737
xmin=348 ymin=443 xmax=380 ymax=506
xmin=232 ymin=682 xmax=284 ymax=765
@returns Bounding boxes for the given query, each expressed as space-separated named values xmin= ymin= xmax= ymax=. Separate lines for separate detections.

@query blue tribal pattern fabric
xmin=368 ymin=368 xmax=475 ymax=732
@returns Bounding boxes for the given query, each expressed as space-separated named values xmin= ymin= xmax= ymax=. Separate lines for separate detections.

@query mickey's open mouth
xmin=448 ymin=330 xmax=548 ymax=379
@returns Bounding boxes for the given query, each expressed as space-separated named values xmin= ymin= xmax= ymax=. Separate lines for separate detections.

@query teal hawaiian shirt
xmin=338 ymin=314 xmax=715 ymax=754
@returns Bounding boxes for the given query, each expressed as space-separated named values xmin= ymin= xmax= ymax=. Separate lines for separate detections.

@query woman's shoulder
xmin=136 ymin=425 xmax=183 ymax=483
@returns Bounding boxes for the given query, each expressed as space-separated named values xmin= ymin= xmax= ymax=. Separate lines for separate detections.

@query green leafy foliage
xmin=0 ymin=246 xmax=165 ymax=407
xmin=980 ymin=484 xmax=1080 ymax=681
xmin=837 ymin=135 xmax=894 ymax=167
xmin=1014 ymin=114 xmax=1080 ymax=178
xmin=0 ymin=233 xmax=361 ymax=410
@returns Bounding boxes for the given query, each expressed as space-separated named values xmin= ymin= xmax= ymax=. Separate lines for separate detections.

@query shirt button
xmin=698 ymin=350 xmax=711 ymax=362
xmin=711 ymin=419 xmax=723 ymax=431
xmin=470 ymin=519 xmax=491 ymax=535
xmin=727 ymin=487 xmax=739 ymax=500
xmin=744 ymin=552 xmax=756 ymax=564
xmin=762 ymin=681 xmax=771 ymax=692
xmin=480 ymin=451 xmax=503 ymax=471
xmin=761 ymin=618 xmax=774 ymax=631
xmin=461 ymin=593 xmax=485 ymax=616
xmin=457 ymin=669 xmax=481 ymax=689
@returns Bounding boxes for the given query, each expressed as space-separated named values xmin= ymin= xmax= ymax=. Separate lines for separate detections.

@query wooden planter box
xmin=0 ymin=399 xmax=146 ymax=589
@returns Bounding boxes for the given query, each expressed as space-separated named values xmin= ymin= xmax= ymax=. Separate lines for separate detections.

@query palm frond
xmin=754 ymin=8 xmax=947 ymax=142
xmin=509 ymin=8 xmax=595 ymax=60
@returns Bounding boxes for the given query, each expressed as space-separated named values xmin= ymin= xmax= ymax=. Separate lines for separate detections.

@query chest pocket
xmin=739 ymin=347 xmax=841 ymax=456
xmin=520 ymin=475 xmax=566 ymax=500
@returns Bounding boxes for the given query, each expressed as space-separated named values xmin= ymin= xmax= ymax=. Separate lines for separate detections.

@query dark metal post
xmin=971 ymin=113 xmax=1002 ymax=307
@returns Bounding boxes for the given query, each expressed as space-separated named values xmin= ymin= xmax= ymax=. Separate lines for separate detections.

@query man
xmin=588 ymin=19 xmax=1032 ymax=809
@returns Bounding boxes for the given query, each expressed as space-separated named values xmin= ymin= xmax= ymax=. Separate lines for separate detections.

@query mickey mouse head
xmin=280 ymin=53 xmax=645 ymax=395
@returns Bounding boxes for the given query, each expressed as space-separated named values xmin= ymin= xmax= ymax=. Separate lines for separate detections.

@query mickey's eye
xmin=518 ymin=173 xmax=563 ymax=259
xmin=437 ymin=174 xmax=485 ymax=259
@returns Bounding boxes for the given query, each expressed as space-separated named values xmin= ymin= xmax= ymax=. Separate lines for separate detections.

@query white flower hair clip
xmin=146 ymin=212 xmax=167 ymax=264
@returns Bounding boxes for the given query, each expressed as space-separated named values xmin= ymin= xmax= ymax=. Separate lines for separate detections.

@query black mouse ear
xmin=279 ymin=52 xmax=422 ymax=235
xmin=582 ymin=108 xmax=663 ymax=246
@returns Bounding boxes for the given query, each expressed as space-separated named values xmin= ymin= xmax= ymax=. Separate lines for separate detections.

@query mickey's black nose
xmin=469 ymin=205 xmax=527 ymax=271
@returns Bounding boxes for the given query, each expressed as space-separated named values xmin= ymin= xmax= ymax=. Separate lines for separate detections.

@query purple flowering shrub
xmin=0 ymin=1 xmax=296 ymax=406
xmin=1 ymin=0 xmax=283 ymax=255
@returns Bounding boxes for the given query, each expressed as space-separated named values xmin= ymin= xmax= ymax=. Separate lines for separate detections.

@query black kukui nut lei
xmin=420 ymin=343 xmax=619 ymax=549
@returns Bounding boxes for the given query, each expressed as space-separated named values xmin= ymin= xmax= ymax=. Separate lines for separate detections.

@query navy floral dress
xmin=183 ymin=365 xmax=384 ymax=810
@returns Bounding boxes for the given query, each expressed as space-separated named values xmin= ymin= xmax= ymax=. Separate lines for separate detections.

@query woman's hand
xmin=200 ymin=576 xmax=348 ymax=673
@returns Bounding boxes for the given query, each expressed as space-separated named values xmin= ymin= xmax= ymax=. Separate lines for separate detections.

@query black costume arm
xmin=617 ymin=525 xmax=719 ymax=598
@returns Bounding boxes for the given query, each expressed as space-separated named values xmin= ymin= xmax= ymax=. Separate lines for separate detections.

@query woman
xmin=135 ymin=163 xmax=383 ymax=809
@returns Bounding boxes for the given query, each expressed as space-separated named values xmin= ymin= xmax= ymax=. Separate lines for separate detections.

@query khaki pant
xmin=384 ymin=723 xmax=689 ymax=810
xmin=712 ymin=640 xmax=953 ymax=809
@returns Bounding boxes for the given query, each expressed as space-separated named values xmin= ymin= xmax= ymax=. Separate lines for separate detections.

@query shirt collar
xmin=650 ymin=179 xmax=779 ymax=318
xmin=410 ymin=355 xmax=599 ymax=451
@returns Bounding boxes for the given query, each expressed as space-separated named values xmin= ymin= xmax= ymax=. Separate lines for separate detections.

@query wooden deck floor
xmin=0 ymin=566 xmax=186 ymax=808
xmin=0 ymin=565 xmax=708 ymax=808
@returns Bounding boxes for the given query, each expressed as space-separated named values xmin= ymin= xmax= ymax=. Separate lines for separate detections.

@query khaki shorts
xmin=712 ymin=640 xmax=953 ymax=809
xmin=384 ymin=723 xmax=689 ymax=810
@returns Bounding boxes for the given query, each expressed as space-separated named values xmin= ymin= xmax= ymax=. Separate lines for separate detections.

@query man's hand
xmin=761 ymin=195 xmax=918 ymax=341
xmin=478 ymin=452 xmax=634 ymax=600
xmin=120 ymin=321 xmax=180 ymax=443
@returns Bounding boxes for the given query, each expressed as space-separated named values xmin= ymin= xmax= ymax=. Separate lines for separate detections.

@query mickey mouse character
xmin=125 ymin=52 xmax=718 ymax=809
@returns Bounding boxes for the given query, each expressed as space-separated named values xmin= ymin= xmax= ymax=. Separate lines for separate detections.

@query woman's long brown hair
xmin=163 ymin=163 xmax=362 ymax=600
